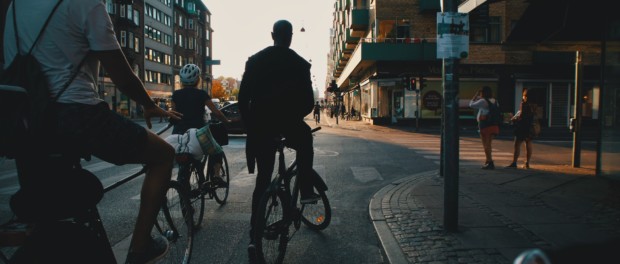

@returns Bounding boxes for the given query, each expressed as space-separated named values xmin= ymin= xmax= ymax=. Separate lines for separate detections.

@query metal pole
xmin=442 ymin=0 xmax=460 ymax=233
xmin=596 ymin=27 xmax=607 ymax=176
xmin=416 ymin=90 xmax=420 ymax=131
xmin=572 ymin=51 xmax=583 ymax=167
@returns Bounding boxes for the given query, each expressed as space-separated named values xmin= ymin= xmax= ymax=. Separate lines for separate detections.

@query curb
xmin=369 ymin=170 xmax=438 ymax=264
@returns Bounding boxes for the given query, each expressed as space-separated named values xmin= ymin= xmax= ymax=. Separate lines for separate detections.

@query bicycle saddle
xmin=10 ymin=165 xmax=103 ymax=222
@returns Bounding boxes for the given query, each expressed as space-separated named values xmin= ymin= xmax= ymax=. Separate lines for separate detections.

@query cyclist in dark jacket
xmin=238 ymin=19 xmax=319 ymax=260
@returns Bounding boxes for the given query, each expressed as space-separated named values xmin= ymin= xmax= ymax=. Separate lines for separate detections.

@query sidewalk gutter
xmin=369 ymin=170 xmax=437 ymax=264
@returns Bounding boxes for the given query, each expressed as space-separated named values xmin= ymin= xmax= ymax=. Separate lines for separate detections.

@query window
xmin=470 ymin=17 xmax=501 ymax=43
xmin=134 ymin=37 xmax=139 ymax=53
xmin=189 ymin=19 xmax=194 ymax=29
xmin=469 ymin=4 xmax=501 ymax=43
xmin=106 ymin=0 xmax=115 ymax=14
xmin=120 ymin=5 xmax=125 ymax=18
xmin=189 ymin=37 xmax=194 ymax=49
xmin=128 ymin=32 xmax=134 ymax=49
xmin=206 ymin=30 xmax=209 ymax=40
xmin=120 ymin=31 xmax=126 ymax=47
xmin=127 ymin=5 xmax=133 ymax=20
xmin=134 ymin=10 xmax=139 ymax=25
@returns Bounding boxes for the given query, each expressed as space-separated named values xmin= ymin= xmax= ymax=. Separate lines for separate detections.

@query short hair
xmin=481 ymin=86 xmax=493 ymax=98
xmin=272 ymin=20 xmax=293 ymax=37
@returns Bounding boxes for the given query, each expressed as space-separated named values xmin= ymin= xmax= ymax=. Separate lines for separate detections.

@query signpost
xmin=438 ymin=1 xmax=468 ymax=233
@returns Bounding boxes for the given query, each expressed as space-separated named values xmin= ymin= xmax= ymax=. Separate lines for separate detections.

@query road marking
xmin=351 ymin=166 xmax=383 ymax=183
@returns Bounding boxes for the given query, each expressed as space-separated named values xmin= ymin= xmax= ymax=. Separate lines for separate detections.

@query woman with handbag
xmin=507 ymin=88 xmax=535 ymax=169
xmin=469 ymin=86 xmax=500 ymax=170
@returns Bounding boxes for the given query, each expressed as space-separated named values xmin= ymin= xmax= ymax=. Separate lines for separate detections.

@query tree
xmin=211 ymin=79 xmax=227 ymax=99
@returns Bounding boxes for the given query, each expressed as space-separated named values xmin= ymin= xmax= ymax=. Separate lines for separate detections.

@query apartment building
xmin=172 ymin=0 xmax=213 ymax=93
xmin=103 ymin=0 xmax=212 ymax=117
xmin=104 ymin=0 xmax=144 ymax=117
xmin=329 ymin=0 xmax=605 ymax=130
xmin=144 ymin=0 xmax=174 ymax=100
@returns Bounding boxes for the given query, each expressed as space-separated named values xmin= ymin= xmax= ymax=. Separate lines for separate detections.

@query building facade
xmin=103 ymin=0 xmax=212 ymax=117
xmin=328 ymin=0 xmax=603 ymax=130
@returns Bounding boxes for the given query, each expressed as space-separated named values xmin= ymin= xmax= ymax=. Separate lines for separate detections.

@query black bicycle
xmin=155 ymin=122 xmax=230 ymax=263
xmin=0 ymin=123 xmax=177 ymax=264
xmin=253 ymin=127 xmax=331 ymax=264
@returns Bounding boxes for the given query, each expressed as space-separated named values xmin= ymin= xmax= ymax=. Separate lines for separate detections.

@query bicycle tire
xmin=292 ymin=174 xmax=331 ymax=231
xmin=300 ymin=188 xmax=331 ymax=230
xmin=155 ymin=181 xmax=193 ymax=264
xmin=187 ymin=162 xmax=206 ymax=229
xmin=212 ymin=153 xmax=230 ymax=204
xmin=255 ymin=187 xmax=289 ymax=264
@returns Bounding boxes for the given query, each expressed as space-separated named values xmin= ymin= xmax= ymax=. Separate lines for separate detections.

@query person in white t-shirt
xmin=3 ymin=1 xmax=181 ymax=263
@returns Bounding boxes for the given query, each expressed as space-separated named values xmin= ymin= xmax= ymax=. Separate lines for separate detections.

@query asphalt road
xmin=0 ymin=119 xmax=600 ymax=263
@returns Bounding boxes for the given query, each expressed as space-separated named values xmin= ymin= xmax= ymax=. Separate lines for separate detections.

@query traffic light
xmin=418 ymin=77 xmax=427 ymax=90
xmin=408 ymin=78 xmax=416 ymax=91
xmin=401 ymin=76 xmax=409 ymax=90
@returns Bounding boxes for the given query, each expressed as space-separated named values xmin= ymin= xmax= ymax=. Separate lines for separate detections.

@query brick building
xmin=328 ymin=0 xmax=605 ymax=130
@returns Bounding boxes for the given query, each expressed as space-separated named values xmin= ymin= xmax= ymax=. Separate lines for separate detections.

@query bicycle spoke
xmin=257 ymin=191 xmax=287 ymax=264
xmin=213 ymin=153 xmax=230 ymax=205
xmin=155 ymin=182 xmax=193 ymax=264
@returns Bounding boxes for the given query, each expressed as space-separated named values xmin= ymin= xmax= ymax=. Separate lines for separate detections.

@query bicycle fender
xmin=311 ymin=169 xmax=328 ymax=191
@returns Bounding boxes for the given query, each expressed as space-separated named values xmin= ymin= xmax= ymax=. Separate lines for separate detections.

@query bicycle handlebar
xmin=311 ymin=126 xmax=321 ymax=133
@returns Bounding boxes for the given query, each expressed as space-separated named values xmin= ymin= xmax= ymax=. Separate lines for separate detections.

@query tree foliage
xmin=211 ymin=80 xmax=227 ymax=99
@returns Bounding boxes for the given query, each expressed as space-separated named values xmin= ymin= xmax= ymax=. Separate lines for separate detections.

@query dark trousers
xmin=248 ymin=122 xmax=313 ymax=241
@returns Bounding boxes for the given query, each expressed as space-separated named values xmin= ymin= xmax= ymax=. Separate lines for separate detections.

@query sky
xmin=205 ymin=0 xmax=334 ymax=94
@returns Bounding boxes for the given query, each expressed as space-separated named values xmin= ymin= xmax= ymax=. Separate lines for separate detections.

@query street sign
xmin=436 ymin=12 xmax=469 ymax=59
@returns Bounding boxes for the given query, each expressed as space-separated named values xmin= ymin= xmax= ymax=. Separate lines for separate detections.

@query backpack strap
xmin=54 ymin=53 xmax=89 ymax=101
xmin=12 ymin=0 xmax=64 ymax=55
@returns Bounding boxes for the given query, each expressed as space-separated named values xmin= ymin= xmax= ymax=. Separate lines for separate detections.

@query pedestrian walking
xmin=313 ymin=101 xmax=321 ymax=124
xmin=469 ymin=86 xmax=499 ymax=169
xmin=507 ymin=88 xmax=534 ymax=169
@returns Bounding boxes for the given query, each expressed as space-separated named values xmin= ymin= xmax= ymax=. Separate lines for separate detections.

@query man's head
xmin=180 ymin=63 xmax=201 ymax=86
xmin=272 ymin=20 xmax=293 ymax=47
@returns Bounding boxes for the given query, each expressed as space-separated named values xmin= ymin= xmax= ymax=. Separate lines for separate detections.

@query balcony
xmin=350 ymin=8 xmax=369 ymax=33
xmin=345 ymin=30 xmax=360 ymax=50
xmin=358 ymin=38 xmax=437 ymax=61
xmin=336 ymin=38 xmax=438 ymax=86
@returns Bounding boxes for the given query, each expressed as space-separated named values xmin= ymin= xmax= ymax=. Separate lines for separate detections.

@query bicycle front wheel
xmin=211 ymin=153 xmax=230 ymax=204
xmin=255 ymin=188 xmax=289 ymax=264
xmin=155 ymin=181 xmax=193 ymax=264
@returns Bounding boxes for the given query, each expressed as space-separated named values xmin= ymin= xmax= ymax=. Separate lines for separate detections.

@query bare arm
xmin=205 ymin=99 xmax=230 ymax=123
xmin=93 ymin=49 xmax=181 ymax=128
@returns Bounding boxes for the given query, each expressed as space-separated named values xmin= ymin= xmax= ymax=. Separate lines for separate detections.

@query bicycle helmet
xmin=180 ymin=64 xmax=201 ymax=85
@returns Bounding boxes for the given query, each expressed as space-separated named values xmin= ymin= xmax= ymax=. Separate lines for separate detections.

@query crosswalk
xmin=388 ymin=134 xmax=514 ymax=167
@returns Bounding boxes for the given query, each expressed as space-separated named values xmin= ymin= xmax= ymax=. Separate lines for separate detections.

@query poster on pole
xmin=436 ymin=12 xmax=469 ymax=59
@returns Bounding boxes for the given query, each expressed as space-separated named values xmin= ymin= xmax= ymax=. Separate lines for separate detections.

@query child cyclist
xmin=170 ymin=64 xmax=231 ymax=181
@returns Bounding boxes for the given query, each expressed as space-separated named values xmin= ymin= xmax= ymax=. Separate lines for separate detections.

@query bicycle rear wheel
xmin=155 ymin=181 xmax=193 ymax=264
xmin=212 ymin=153 xmax=230 ymax=204
xmin=299 ymin=188 xmax=331 ymax=230
xmin=187 ymin=162 xmax=206 ymax=229
xmin=255 ymin=188 xmax=289 ymax=264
